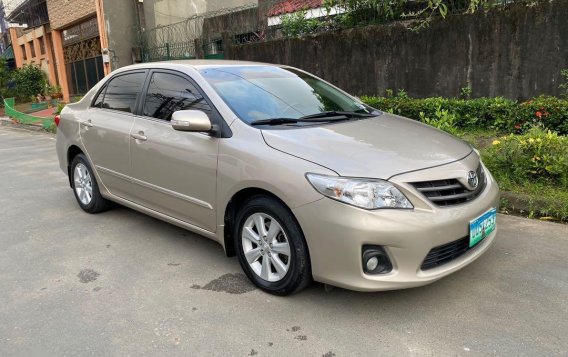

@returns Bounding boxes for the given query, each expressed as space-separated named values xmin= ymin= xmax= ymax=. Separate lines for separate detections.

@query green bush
xmin=418 ymin=106 xmax=460 ymax=136
xmin=12 ymin=64 xmax=47 ymax=101
xmin=482 ymin=128 xmax=568 ymax=187
xmin=560 ymin=69 xmax=568 ymax=98
xmin=514 ymin=96 xmax=568 ymax=135
xmin=281 ymin=10 xmax=320 ymax=37
xmin=361 ymin=93 xmax=568 ymax=135
xmin=55 ymin=102 xmax=66 ymax=115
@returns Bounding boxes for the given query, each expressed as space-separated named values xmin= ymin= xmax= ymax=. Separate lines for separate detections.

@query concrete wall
xmin=202 ymin=6 xmax=259 ymax=41
xmin=143 ymin=0 xmax=257 ymax=29
xmin=102 ymin=0 xmax=138 ymax=70
xmin=229 ymin=0 xmax=568 ymax=99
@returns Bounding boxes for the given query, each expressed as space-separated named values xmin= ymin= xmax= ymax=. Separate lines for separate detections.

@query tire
xmin=234 ymin=195 xmax=311 ymax=295
xmin=70 ymin=153 xmax=111 ymax=213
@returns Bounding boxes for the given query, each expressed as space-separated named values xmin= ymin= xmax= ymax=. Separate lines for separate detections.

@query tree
xmin=0 ymin=58 xmax=13 ymax=100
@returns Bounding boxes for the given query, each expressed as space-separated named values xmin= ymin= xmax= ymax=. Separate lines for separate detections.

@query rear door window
xmin=94 ymin=72 xmax=146 ymax=113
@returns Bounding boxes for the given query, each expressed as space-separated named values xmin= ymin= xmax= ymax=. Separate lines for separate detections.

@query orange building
xmin=7 ymin=0 xmax=113 ymax=102
xmin=6 ymin=0 xmax=58 ymax=89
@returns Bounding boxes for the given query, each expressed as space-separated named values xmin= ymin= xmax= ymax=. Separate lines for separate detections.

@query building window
xmin=21 ymin=44 xmax=27 ymax=60
xmin=39 ymin=37 xmax=46 ymax=55
xmin=29 ymin=41 xmax=36 ymax=58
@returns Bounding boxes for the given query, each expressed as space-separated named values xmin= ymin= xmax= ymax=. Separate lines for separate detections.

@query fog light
xmin=366 ymin=256 xmax=379 ymax=271
xmin=362 ymin=245 xmax=393 ymax=275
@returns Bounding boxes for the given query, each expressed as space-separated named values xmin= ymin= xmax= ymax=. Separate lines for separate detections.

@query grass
xmin=496 ymin=179 xmax=568 ymax=222
xmin=457 ymin=128 xmax=499 ymax=148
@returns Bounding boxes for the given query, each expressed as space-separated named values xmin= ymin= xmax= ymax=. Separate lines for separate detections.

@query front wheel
xmin=70 ymin=153 xmax=111 ymax=213
xmin=234 ymin=195 xmax=311 ymax=295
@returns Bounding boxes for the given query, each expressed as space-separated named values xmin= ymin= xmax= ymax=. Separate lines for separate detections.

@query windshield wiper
xmin=250 ymin=116 xmax=350 ymax=126
xmin=250 ymin=118 xmax=300 ymax=126
xmin=299 ymin=111 xmax=377 ymax=120
xmin=250 ymin=111 xmax=378 ymax=126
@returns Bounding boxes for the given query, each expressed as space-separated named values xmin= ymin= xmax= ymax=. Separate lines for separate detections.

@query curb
xmin=500 ymin=191 xmax=567 ymax=223
xmin=0 ymin=117 xmax=53 ymax=134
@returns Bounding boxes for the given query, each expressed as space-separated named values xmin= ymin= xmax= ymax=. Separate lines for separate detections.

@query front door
xmin=80 ymin=71 xmax=146 ymax=198
xmin=128 ymin=71 xmax=219 ymax=232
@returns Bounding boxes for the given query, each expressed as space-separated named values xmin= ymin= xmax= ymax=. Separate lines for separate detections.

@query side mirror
xmin=171 ymin=110 xmax=212 ymax=132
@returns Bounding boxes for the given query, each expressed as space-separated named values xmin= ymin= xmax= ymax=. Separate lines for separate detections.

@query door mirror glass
xmin=171 ymin=110 xmax=212 ymax=132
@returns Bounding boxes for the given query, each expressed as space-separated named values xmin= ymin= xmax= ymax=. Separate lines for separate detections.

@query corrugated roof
xmin=268 ymin=0 xmax=324 ymax=17
xmin=1 ymin=45 xmax=14 ymax=60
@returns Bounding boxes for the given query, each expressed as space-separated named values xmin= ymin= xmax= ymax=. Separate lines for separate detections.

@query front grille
xmin=421 ymin=236 xmax=470 ymax=270
xmin=411 ymin=165 xmax=486 ymax=206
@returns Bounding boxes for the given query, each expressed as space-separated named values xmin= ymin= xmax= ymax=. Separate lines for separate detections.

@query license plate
xmin=469 ymin=208 xmax=497 ymax=247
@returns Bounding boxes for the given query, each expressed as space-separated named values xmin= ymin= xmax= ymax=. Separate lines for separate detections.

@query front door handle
xmin=80 ymin=120 xmax=93 ymax=128
xmin=131 ymin=132 xmax=147 ymax=141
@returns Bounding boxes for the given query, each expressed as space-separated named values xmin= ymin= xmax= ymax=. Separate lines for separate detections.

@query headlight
xmin=306 ymin=173 xmax=413 ymax=209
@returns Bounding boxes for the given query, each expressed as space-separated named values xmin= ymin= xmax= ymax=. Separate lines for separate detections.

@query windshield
xmin=200 ymin=66 xmax=376 ymax=124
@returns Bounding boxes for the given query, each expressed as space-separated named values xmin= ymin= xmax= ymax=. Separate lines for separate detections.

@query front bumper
xmin=292 ymin=164 xmax=500 ymax=292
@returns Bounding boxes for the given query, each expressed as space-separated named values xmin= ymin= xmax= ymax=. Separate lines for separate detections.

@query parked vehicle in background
xmin=55 ymin=60 xmax=499 ymax=295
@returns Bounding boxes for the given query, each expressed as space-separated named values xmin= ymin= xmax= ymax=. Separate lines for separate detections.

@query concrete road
xmin=0 ymin=124 xmax=567 ymax=357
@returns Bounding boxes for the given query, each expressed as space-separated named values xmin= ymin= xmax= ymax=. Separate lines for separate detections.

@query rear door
xmin=81 ymin=71 xmax=147 ymax=198
xmin=128 ymin=70 xmax=220 ymax=232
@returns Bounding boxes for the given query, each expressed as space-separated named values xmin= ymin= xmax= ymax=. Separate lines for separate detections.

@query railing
xmin=3 ymin=98 xmax=54 ymax=129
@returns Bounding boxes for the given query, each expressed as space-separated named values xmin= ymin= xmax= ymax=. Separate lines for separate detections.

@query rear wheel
xmin=70 ymin=153 xmax=111 ymax=213
xmin=234 ymin=195 xmax=311 ymax=295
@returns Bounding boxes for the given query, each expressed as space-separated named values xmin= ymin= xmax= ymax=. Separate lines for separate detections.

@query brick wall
xmin=46 ymin=0 xmax=96 ymax=30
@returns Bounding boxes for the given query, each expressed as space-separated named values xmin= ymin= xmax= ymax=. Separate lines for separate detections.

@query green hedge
xmin=361 ymin=94 xmax=568 ymax=135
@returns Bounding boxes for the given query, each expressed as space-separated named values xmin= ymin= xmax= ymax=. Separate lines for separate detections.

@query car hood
xmin=261 ymin=114 xmax=473 ymax=179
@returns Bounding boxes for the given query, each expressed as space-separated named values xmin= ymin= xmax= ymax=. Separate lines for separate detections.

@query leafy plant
xmin=323 ymin=0 xmax=494 ymax=30
xmin=460 ymin=85 xmax=472 ymax=99
xmin=483 ymin=127 xmax=568 ymax=187
xmin=12 ymin=64 xmax=47 ymax=102
xmin=0 ymin=58 xmax=14 ymax=99
xmin=47 ymin=84 xmax=63 ymax=98
xmin=515 ymin=96 xmax=568 ymax=135
xmin=559 ymin=69 xmax=568 ymax=98
xmin=55 ymin=102 xmax=66 ymax=115
xmin=419 ymin=106 xmax=460 ymax=135
xmin=280 ymin=10 xmax=320 ymax=37
xmin=361 ymin=94 xmax=568 ymax=135
xmin=323 ymin=0 xmax=407 ymax=26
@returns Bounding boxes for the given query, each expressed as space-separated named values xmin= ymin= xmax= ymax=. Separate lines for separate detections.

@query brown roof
xmin=267 ymin=0 xmax=324 ymax=16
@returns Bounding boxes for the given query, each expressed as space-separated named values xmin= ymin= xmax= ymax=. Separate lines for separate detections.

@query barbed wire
xmin=139 ymin=0 xmax=528 ymax=62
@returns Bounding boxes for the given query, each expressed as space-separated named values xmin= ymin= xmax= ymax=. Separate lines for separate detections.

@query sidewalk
xmin=31 ymin=107 xmax=56 ymax=118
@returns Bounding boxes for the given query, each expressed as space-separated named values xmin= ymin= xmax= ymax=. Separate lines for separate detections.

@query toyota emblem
xmin=467 ymin=171 xmax=479 ymax=189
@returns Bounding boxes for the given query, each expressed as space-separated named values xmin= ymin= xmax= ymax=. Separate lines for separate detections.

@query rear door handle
xmin=80 ymin=120 xmax=93 ymax=128
xmin=131 ymin=132 xmax=147 ymax=141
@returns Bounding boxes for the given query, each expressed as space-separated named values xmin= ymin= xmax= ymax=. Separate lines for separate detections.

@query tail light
xmin=54 ymin=115 xmax=60 ymax=127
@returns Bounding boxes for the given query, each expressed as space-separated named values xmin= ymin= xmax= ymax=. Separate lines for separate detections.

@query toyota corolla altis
xmin=55 ymin=60 xmax=499 ymax=295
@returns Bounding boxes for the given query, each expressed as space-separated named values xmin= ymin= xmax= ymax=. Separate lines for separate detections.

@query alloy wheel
xmin=73 ymin=163 xmax=93 ymax=206
xmin=241 ymin=213 xmax=291 ymax=282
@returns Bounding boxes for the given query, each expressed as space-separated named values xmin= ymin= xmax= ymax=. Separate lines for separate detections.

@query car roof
xmin=116 ymin=60 xmax=282 ymax=72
